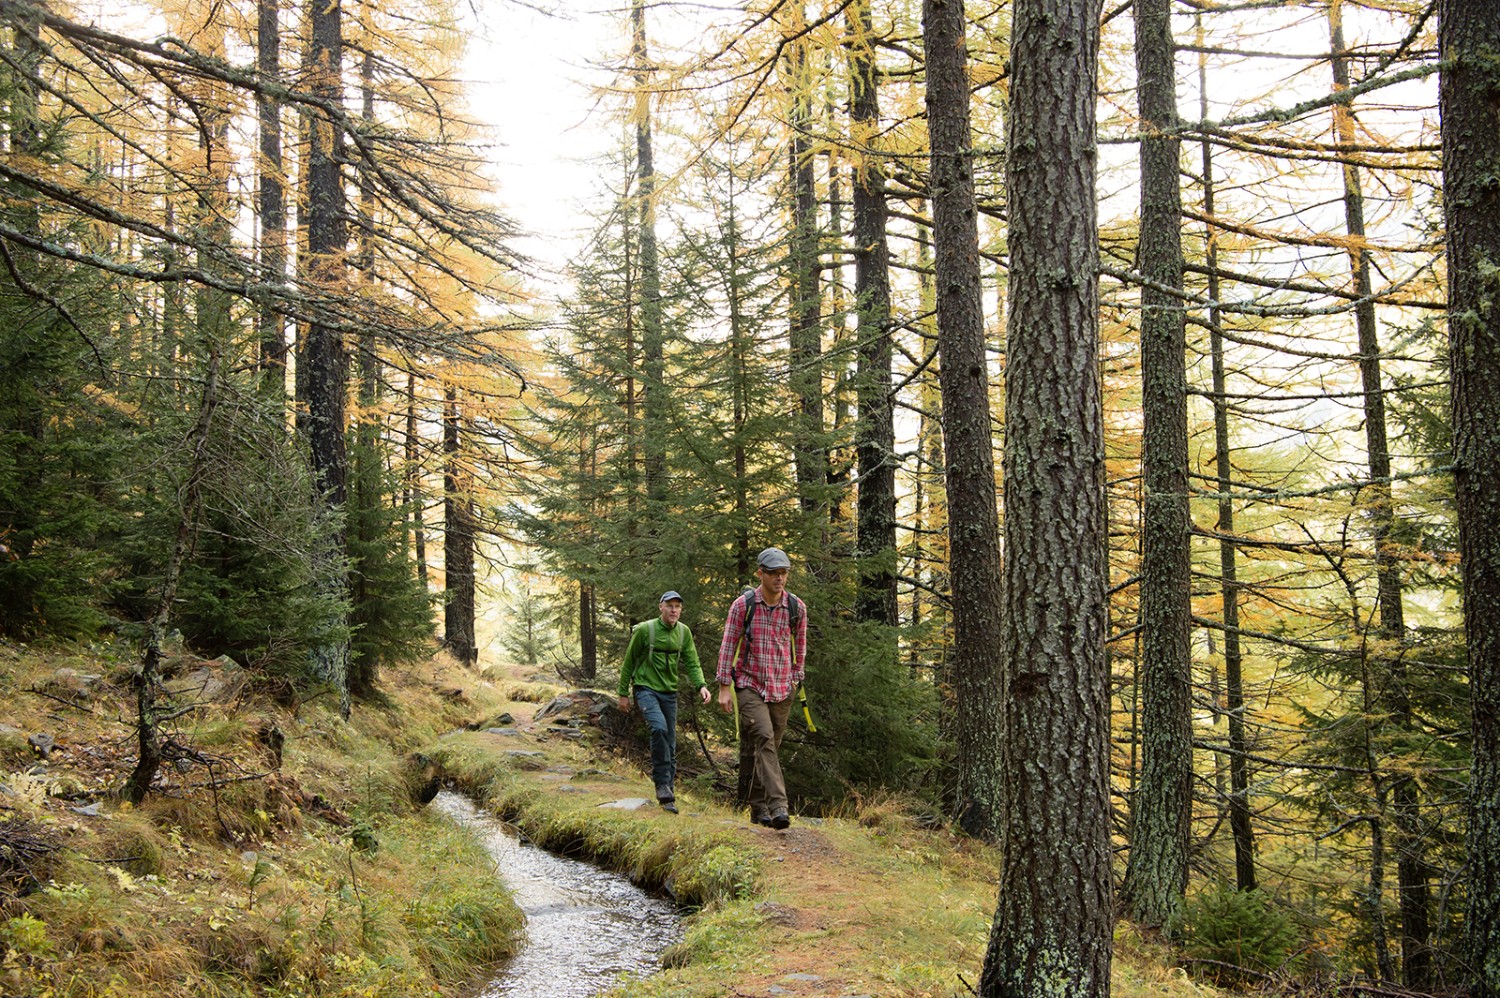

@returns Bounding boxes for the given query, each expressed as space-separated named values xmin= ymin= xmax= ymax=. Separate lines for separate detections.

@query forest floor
xmin=425 ymin=654 xmax=1221 ymax=998
xmin=0 ymin=639 xmax=1221 ymax=998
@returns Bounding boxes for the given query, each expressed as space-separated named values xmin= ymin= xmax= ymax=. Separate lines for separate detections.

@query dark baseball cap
xmin=659 ymin=591 xmax=683 ymax=603
xmin=756 ymin=547 xmax=791 ymax=570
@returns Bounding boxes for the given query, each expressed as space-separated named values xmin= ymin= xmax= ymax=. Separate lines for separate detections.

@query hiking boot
xmin=768 ymin=808 xmax=791 ymax=830
xmin=660 ymin=799 xmax=679 ymax=814
xmin=751 ymin=810 xmax=771 ymax=827
xmin=655 ymin=784 xmax=674 ymax=804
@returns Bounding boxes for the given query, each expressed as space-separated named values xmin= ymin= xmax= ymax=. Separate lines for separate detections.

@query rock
xmin=534 ymin=690 xmax=638 ymax=746
xmin=486 ymin=726 xmax=522 ymax=736
xmin=755 ymin=902 xmax=799 ymax=926
xmin=27 ymin=733 xmax=55 ymax=760
xmin=466 ymin=711 xmax=515 ymax=731
xmin=40 ymin=668 xmax=103 ymax=702
xmin=165 ymin=657 xmax=246 ymax=703
xmin=533 ymin=690 xmax=613 ymax=724
xmin=0 ymin=725 xmax=27 ymax=767
xmin=505 ymin=750 xmax=547 ymax=771
xmin=257 ymin=723 xmax=284 ymax=768
xmin=597 ymin=798 xmax=654 ymax=810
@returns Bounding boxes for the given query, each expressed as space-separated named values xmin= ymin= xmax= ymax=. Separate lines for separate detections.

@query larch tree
xmin=980 ymin=0 xmax=1113 ymax=991
xmin=1328 ymin=1 xmax=1429 ymax=981
xmin=785 ymin=1 xmax=829 ymax=531
xmin=442 ymin=382 xmax=477 ymax=665
xmin=848 ymin=0 xmax=897 ymax=627
xmin=301 ymin=0 xmax=352 ymax=717
xmin=256 ymin=0 xmax=288 ymax=401
xmin=1193 ymin=15 xmax=1256 ymax=893
xmin=631 ymin=0 xmax=668 ymax=512
xmin=921 ymin=0 xmax=1005 ymax=843
xmin=1120 ymin=0 xmax=1194 ymax=932
xmin=1440 ymin=0 xmax=1500 ymax=992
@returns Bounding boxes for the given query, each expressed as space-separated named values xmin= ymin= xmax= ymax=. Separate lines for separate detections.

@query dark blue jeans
xmin=633 ymin=687 xmax=678 ymax=793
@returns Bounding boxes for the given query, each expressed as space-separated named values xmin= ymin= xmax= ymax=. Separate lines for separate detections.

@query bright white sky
xmin=461 ymin=1 xmax=623 ymax=279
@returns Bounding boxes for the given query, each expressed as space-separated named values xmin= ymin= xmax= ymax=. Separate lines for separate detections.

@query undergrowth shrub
xmin=1182 ymin=883 xmax=1305 ymax=988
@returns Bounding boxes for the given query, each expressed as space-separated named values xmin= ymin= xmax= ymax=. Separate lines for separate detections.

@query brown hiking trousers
xmin=736 ymin=686 xmax=793 ymax=816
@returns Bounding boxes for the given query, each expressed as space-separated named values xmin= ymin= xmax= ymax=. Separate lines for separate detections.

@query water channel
xmin=431 ymin=790 xmax=682 ymax=997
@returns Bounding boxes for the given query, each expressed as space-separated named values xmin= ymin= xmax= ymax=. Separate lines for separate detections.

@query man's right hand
xmin=617 ymin=695 xmax=632 ymax=713
xmin=717 ymin=685 xmax=734 ymax=713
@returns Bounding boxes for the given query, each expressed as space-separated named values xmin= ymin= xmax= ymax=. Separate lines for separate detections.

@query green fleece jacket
xmin=617 ymin=617 xmax=707 ymax=696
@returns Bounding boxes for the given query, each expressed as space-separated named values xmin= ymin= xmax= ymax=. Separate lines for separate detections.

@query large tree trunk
xmin=348 ymin=39 xmax=381 ymax=699
xmin=303 ymin=0 xmax=350 ymax=718
xmin=256 ymin=0 xmax=287 ymax=403
xmin=632 ymin=0 xmax=667 ymax=510
xmin=1440 ymin=2 xmax=1500 ymax=994
xmin=1120 ymin=0 xmax=1193 ymax=932
xmin=1195 ymin=21 xmax=1256 ymax=891
xmin=979 ymin=0 xmax=1113 ymax=988
xmin=443 ymin=385 xmax=477 ymax=666
xmin=921 ymin=0 xmax=1005 ymax=843
xmin=787 ymin=3 xmax=827 ymax=527
xmin=848 ymin=0 xmax=897 ymax=627
xmin=405 ymin=370 xmax=428 ymax=586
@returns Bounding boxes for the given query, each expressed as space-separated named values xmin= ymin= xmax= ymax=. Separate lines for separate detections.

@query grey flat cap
xmin=756 ymin=547 xmax=791 ymax=570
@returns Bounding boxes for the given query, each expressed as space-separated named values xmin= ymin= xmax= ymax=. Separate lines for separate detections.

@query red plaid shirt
xmin=716 ymin=589 xmax=807 ymax=702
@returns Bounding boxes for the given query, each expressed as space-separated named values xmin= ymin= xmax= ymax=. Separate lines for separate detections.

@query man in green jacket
xmin=617 ymin=591 xmax=710 ymax=813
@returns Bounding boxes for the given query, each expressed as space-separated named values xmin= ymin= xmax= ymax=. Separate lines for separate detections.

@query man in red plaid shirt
xmin=716 ymin=547 xmax=808 ymax=829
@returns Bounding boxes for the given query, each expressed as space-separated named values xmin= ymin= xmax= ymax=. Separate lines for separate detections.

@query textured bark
xmin=848 ymin=0 xmax=897 ymax=627
xmin=303 ymin=0 xmax=350 ymax=717
xmin=787 ymin=4 xmax=827 ymax=524
xmin=979 ymin=0 xmax=1113 ymax=987
xmin=579 ymin=581 xmax=597 ymax=681
xmin=5 ymin=0 xmax=44 ymax=562
xmin=405 ymin=370 xmax=428 ymax=586
xmin=1440 ymin=2 xmax=1500 ymax=993
xmin=443 ymin=386 xmax=477 ymax=666
xmin=1120 ymin=0 xmax=1193 ymax=932
xmin=921 ymin=0 xmax=1005 ymax=843
xmin=1196 ymin=30 xmax=1256 ymax=889
xmin=631 ymin=0 xmax=666 ymax=508
xmin=348 ymin=40 xmax=380 ymax=699
xmin=256 ymin=0 xmax=287 ymax=402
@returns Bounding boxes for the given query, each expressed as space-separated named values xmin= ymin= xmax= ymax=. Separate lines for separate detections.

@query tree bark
xmin=632 ymin=0 xmax=667 ymax=509
xmin=979 ymin=0 xmax=1113 ymax=988
xmin=921 ymin=0 xmax=1005 ymax=843
xmin=256 ymin=0 xmax=287 ymax=403
xmin=304 ymin=0 xmax=350 ymax=717
xmin=1120 ymin=0 xmax=1193 ymax=932
xmin=348 ymin=37 xmax=381 ymax=699
xmin=848 ymin=0 xmax=897 ymax=627
xmin=1440 ymin=2 xmax=1500 ymax=994
xmin=443 ymin=385 xmax=477 ymax=666
xmin=787 ymin=3 xmax=827 ymax=526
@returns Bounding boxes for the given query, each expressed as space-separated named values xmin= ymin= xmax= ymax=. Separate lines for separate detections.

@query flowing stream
xmin=431 ymin=790 xmax=682 ymax=997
